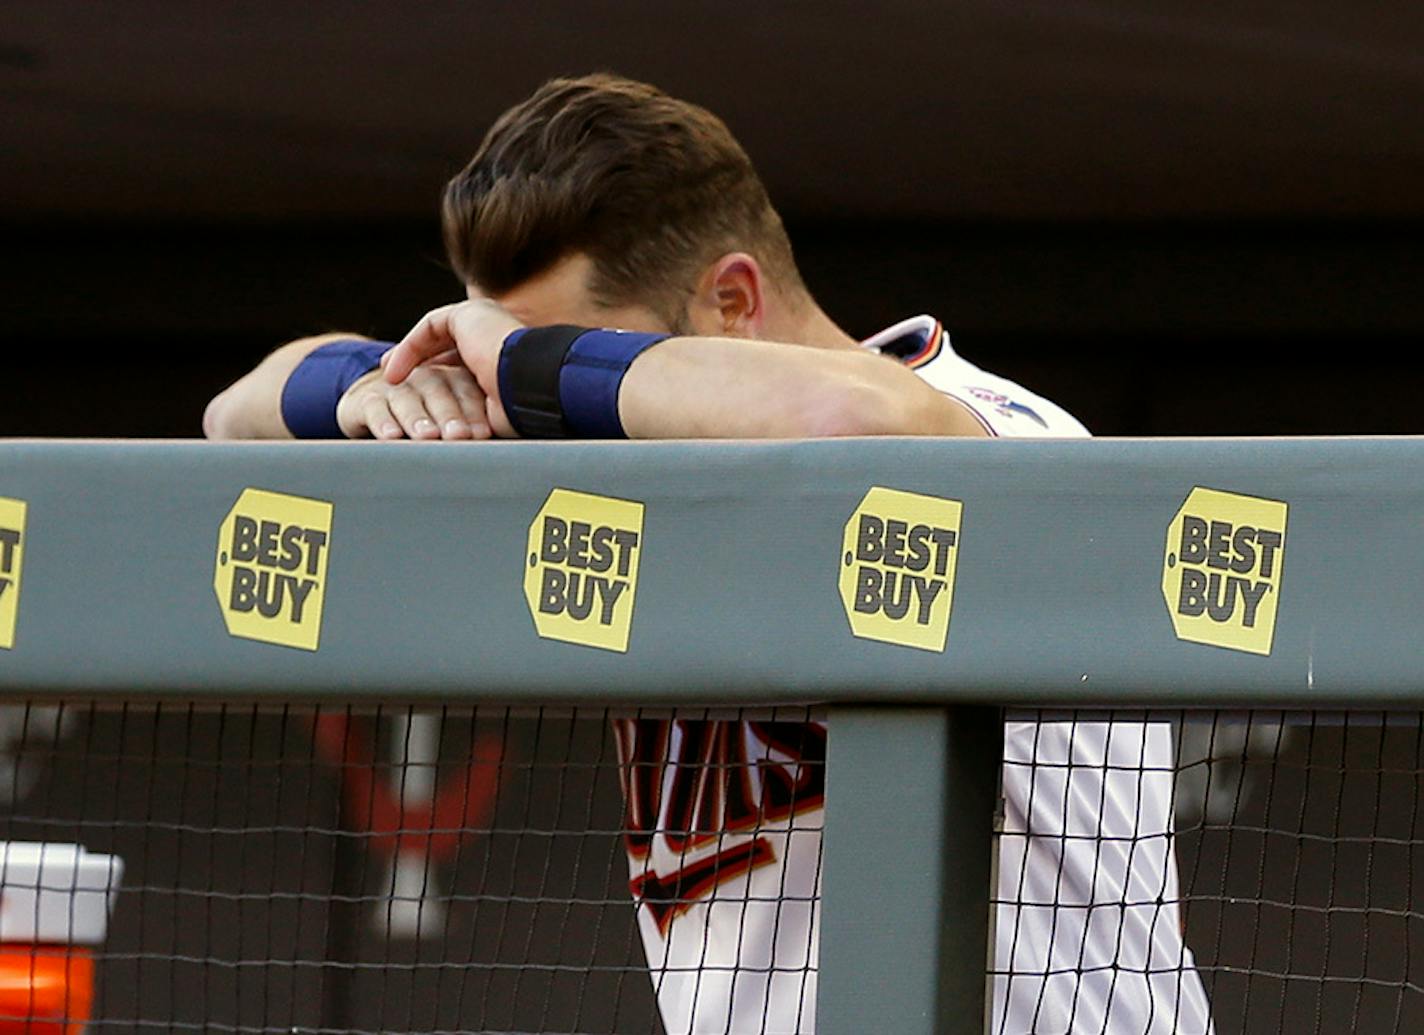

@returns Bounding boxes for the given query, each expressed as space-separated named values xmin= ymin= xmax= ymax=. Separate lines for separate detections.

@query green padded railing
xmin=1 ymin=437 xmax=1419 ymax=1033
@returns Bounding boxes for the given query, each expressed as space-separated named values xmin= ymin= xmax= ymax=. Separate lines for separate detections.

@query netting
xmin=0 ymin=702 xmax=659 ymax=1034
xmin=0 ymin=702 xmax=824 ymax=1035
xmin=1173 ymin=710 xmax=1424 ymax=1035
xmin=992 ymin=709 xmax=1424 ymax=1035
xmin=2 ymin=703 xmax=1423 ymax=1034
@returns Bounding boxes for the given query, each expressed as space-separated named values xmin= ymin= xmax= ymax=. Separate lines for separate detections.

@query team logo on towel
xmin=1162 ymin=487 xmax=1287 ymax=655
xmin=0 ymin=498 xmax=27 ymax=650
xmin=213 ymin=488 xmax=333 ymax=651
xmin=524 ymin=488 xmax=644 ymax=652
xmin=839 ymin=486 xmax=962 ymax=652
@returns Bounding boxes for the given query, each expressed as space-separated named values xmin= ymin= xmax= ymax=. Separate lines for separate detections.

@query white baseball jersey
xmin=613 ymin=717 xmax=825 ymax=1034
xmin=616 ymin=316 xmax=1212 ymax=1034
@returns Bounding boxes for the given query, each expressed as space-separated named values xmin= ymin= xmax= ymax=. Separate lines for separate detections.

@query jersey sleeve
xmin=908 ymin=346 xmax=1091 ymax=439
xmin=942 ymin=382 xmax=1090 ymax=439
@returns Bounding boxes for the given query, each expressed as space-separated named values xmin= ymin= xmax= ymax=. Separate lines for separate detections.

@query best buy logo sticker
xmin=839 ymin=486 xmax=961 ymax=652
xmin=213 ymin=488 xmax=333 ymax=651
xmin=523 ymin=488 xmax=643 ymax=652
xmin=0 ymin=497 xmax=27 ymax=650
xmin=1162 ymin=486 xmax=1287 ymax=656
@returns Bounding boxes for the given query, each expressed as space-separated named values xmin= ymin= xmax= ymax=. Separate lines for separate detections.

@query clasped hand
xmin=336 ymin=299 xmax=524 ymax=441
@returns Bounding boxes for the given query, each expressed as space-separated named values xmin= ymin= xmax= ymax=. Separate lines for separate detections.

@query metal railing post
xmin=820 ymin=705 xmax=1001 ymax=1034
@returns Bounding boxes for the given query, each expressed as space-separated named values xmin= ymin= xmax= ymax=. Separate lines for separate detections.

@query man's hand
xmin=337 ymin=362 xmax=492 ymax=440
xmin=384 ymin=299 xmax=525 ymax=437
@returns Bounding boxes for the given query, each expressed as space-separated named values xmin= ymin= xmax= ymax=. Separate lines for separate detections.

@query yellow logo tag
xmin=0 ymin=497 xmax=27 ymax=650
xmin=839 ymin=486 xmax=962 ymax=652
xmin=1162 ymin=486 xmax=1287 ymax=656
xmin=523 ymin=489 xmax=644 ymax=653
xmin=213 ymin=488 xmax=333 ymax=651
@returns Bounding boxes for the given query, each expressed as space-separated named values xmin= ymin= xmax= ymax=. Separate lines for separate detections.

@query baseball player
xmin=206 ymin=74 xmax=1213 ymax=1034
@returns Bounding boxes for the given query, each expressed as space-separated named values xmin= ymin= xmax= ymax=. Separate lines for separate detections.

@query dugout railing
xmin=0 ymin=437 xmax=1419 ymax=1034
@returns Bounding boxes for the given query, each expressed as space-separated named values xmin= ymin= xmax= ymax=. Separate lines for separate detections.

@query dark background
xmin=3 ymin=2 xmax=1422 ymax=439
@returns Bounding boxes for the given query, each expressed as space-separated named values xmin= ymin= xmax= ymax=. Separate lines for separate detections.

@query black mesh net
xmin=0 ymin=702 xmax=658 ymax=1034
xmin=3 ymin=703 xmax=1422 ymax=1034
xmin=1173 ymin=710 xmax=1424 ymax=1035
xmin=0 ymin=701 xmax=824 ymax=1035
xmin=992 ymin=709 xmax=1424 ymax=1035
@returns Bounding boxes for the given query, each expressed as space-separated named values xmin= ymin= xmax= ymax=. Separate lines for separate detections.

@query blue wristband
xmin=498 ymin=327 xmax=667 ymax=438
xmin=560 ymin=330 xmax=667 ymax=438
xmin=280 ymin=340 xmax=392 ymax=439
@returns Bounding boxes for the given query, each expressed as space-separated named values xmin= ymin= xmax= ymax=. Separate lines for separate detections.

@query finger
xmin=409 ymin=370 xmax=473 ymax=440
xmin=446 ymin=372 xmax=491 ymax=439
xmin=362 ymin=397 xmax=402 ymax=440
xmin=385 ymin=305 xmax=460 ymax=384
xmin=380 ymin=346 xmax=455 ymax=369
xmin=386 ymin=384 xmax=441 ymax=439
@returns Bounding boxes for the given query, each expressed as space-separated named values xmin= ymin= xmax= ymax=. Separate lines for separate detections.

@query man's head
xmin=442 ymin=74 xmax=810 ymax=339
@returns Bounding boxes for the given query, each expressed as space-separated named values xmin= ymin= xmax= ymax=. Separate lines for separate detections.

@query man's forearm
xmin=203 ymin=333 xmax=371 ymax=440
xmin=617 ymin=336 xmax=990 ymax=439
xmin=385 ymin=302 xmax=991 ymax=441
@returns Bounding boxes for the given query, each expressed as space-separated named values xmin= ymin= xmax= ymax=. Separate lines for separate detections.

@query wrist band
xmin=499 ymin=326 xmax=668 ymax=438
xmin=497 ymin=326 xmax=586 ymax=438
xmin=280 ymin=339 xmax=391 ymax=439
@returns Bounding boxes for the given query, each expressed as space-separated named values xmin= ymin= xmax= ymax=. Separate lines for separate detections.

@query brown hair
xmin=441 ymin=74 xmax=803 ymax=327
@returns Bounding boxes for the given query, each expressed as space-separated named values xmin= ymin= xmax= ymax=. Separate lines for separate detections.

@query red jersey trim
xmin=901 ymin=320 xmax=945 ymax=369
xmin=631 ymin=837 xmax=779 ymax=935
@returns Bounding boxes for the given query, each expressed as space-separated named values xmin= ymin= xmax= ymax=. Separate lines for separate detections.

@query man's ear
xmin=691 ymin=253 xmax=766 ymax=338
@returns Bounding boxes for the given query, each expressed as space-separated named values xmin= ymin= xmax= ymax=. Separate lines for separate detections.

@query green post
xmin=819 ymin=706 xmax=1001 ymax=1034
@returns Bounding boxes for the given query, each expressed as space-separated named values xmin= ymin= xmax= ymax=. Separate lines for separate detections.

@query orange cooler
xmin=0 ymin=844 xmax=123 ymax=1034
